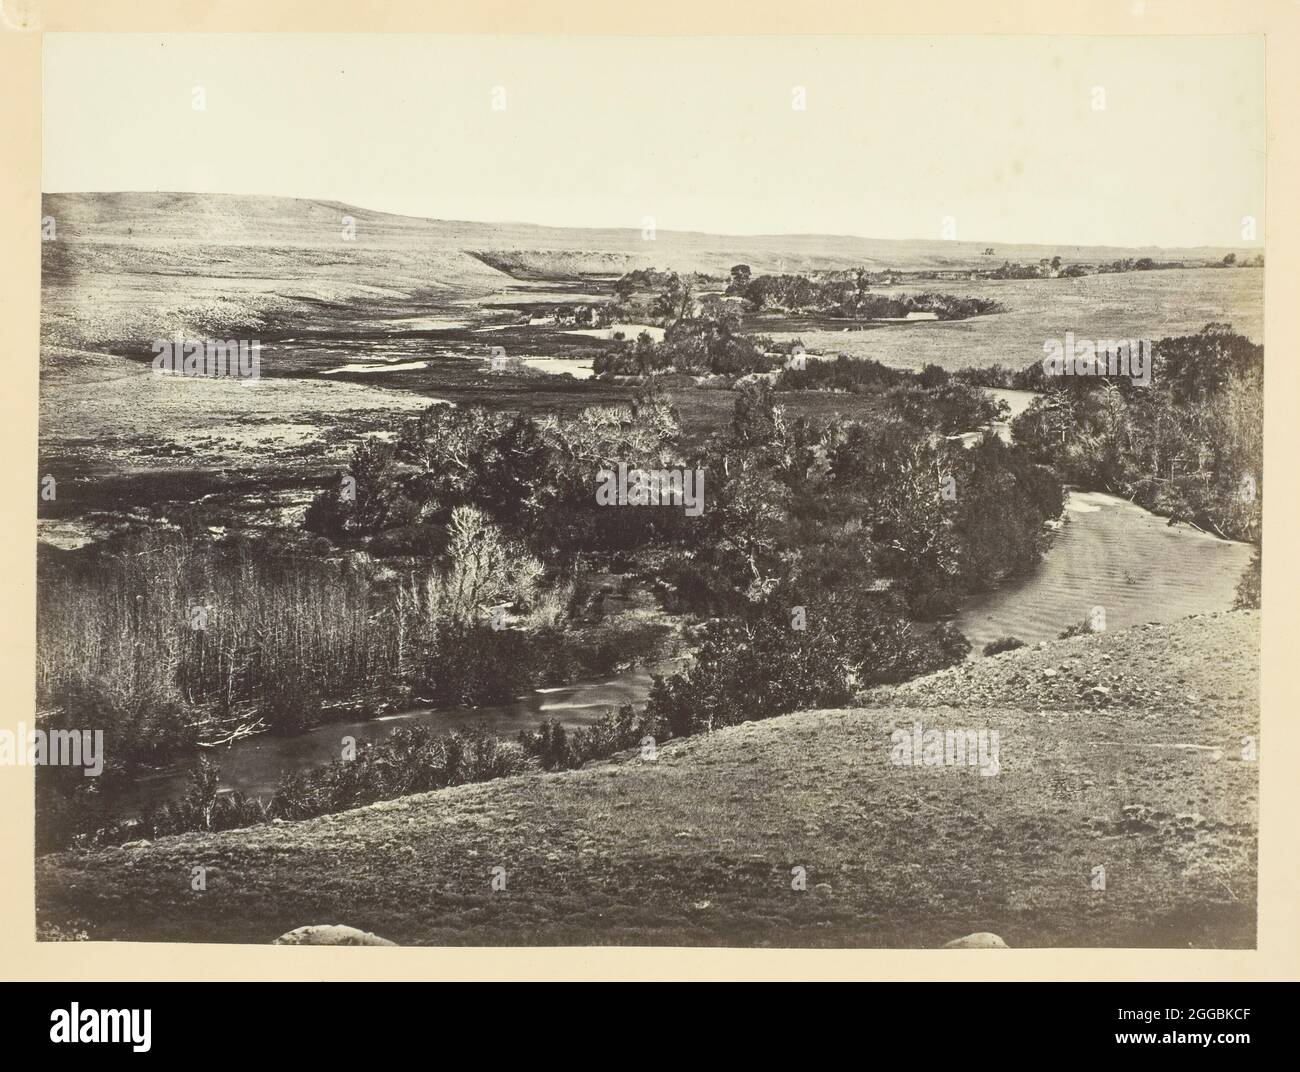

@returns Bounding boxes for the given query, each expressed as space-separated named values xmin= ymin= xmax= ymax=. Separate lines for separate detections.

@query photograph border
xmin=2 ymin=0 xmax=1296 ymax=982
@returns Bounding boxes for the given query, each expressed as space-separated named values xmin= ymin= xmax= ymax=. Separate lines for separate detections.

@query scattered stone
xmin=274 ymin=925 xmax=397 ymax=947
xmin=1118 ymin=804 xmax=1157 ymax=833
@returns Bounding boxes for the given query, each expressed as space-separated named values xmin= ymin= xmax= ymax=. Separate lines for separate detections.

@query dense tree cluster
xmin=778 ymin=357 xmax=1003 ymax=435
xmin=727 ymin=269 xmax=1001 ymax=320
xmin=593 ymin=306 xmax=779 ymax=377
xmin=1010 ymin=325 xmax=1263 ymax=541
xmin=639 ymin=379 xmax=1061 ymax=730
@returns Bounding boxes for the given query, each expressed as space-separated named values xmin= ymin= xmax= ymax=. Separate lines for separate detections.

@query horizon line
xmin=40 ymin=189 xmax=1265 ymax=254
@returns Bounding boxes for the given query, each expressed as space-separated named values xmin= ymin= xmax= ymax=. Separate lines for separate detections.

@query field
xmin=760 ymin=268 xmax=1264 ymax=372
xmin=39 ymin=192 xmax=1264 ymax=541
xmin=36 ymin=612 xmax=1257 ymax=947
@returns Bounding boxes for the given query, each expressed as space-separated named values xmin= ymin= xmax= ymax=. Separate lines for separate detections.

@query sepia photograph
xmin=19 ymin=25 xmax=1270 ymax=961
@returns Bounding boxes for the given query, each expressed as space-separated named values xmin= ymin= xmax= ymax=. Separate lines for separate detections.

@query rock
xmin=1119 ymin=804 xmax=1156 ymax=833
xmin=944 ymin=932 xmax=1009 ymax=949
xmin=813 ymin=883 xmax=834 ymax=898
xmin=120 ymin=839 xmax=152 ymax=849
xmin=1042 ymin=668 xmax=1058 ymax=678
xmin=273 ymin=925 xmax=397 ymax=947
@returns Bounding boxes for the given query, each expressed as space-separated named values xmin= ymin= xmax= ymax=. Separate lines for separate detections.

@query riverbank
xmin=120 ymin=657 xmax=682 ymax=816
xmin=953 ymin=490 xmax=1254 ymax=653
xmin=37 ymin=610 xmax=1258 ymax=947
xmin=77 ymin=483 xmax=1252 ymax=824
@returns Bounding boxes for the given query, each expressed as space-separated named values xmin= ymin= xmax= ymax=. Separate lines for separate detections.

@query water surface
xmin=953 ymin=489 xmax=1252 ymax=653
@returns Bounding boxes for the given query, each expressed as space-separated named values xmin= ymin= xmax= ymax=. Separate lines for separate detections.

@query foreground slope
xmin=37 ymin=612 xmax=1258 ymax=947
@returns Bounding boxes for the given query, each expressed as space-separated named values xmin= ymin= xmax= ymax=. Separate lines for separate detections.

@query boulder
xmin=273 ymin=925 xmax=397 ymax=947
xmin=943 ymin=932 xmax=1009 ymax=949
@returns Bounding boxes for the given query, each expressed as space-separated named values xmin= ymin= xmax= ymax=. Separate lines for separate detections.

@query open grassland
xmin=41 ymin=193 xmax=1263 ymax=542
xmin=37 ymin=612 xmax=1257 ymax=947
xmin=763 ymin=268 xmax=1263 ymax=372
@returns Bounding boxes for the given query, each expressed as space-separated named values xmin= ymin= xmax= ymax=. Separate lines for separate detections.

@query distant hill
xmin=39 ymin=191 xmax=1264 ymax=368
xmin=43 ymin=191 xmax=1257 ymax=278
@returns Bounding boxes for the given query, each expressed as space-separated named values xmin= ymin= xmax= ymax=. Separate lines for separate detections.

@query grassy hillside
xmin=41 ymin=191 xmax=1263 ymax=368
xmin=36 ymin=612 xmax=1258 ymax=948
xmin=46 ymin=190 xmax=1258 ymax=274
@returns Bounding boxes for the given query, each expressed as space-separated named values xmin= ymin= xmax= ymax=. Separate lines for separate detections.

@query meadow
xmin=40 ymin=192 xmax=1262 ymax=531
xmin=761 ymin=268 xmax=1264 ymax=372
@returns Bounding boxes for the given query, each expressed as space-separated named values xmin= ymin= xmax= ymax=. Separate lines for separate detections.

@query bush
xmin=520 ymin=719 xmax=571 ymax=770
xmin=270 ymin=726 xmax=532 ymax=822
xmin=518 ymin=707 xmax=661 ymax=771
xmin=263 ymin=670 xmax=323 ymax=736
xmin=983 ymin=636 xmax=1027 ymax=656
xmin=1058 ymin=616 xmax=1101 ymax=639
xmin=421 ymin=624 xmax=533 ymax=707
xmin=146 ymin=758 xmax=268 ymax=837
xmin=1234 ymin=551 xmax=1261 ymax=610
xmin=569 ymin=704 xmax=662 ymax=765
xmin=643 ymin=614 xmax=853 ymax=737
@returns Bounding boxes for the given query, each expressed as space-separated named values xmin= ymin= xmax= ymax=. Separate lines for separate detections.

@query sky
xmin=43 ymin=33 xmax=1266 ymax=248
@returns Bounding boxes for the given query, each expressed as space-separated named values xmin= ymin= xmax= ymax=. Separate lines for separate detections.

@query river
xmin=988 ymin=387 xmax=1039 ymax=443
xmin=120 ymin=385 xmax=1254 ymax=814
xmin=954 ymin=388 xmax=1254 ymax=651
xmin=953 ymin=488 xmax=1253 ymax=654
xmin=122 ymin=663 xmax=669 ymax=816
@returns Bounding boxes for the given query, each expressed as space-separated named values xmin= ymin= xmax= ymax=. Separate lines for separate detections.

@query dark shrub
xmin=1234 ymin=552 xmax=1261 ymax=610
